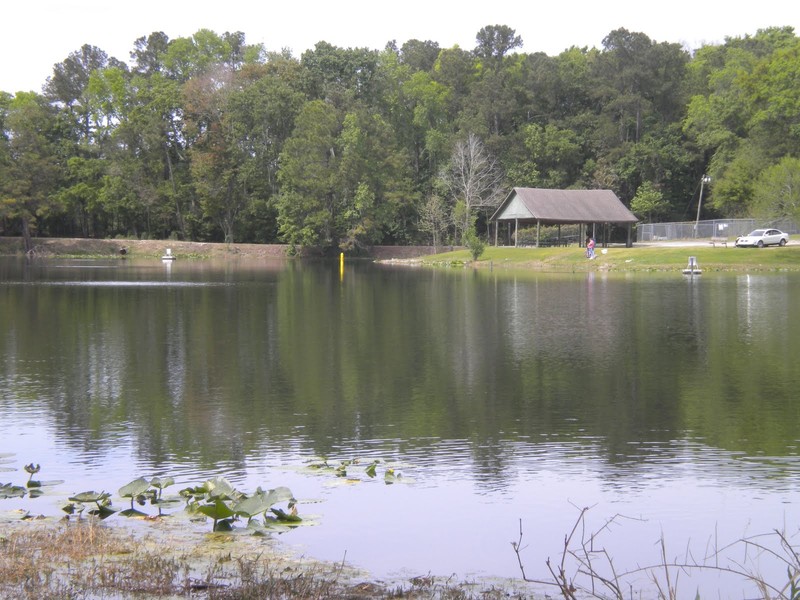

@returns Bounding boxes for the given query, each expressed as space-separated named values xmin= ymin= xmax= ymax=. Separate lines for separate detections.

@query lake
xmin=1 ymin=256 xmax=799 ymax=595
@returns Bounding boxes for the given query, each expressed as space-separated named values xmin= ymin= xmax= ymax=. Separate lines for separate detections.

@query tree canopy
xmin=1 ymin=25 xmax=798 ymax=252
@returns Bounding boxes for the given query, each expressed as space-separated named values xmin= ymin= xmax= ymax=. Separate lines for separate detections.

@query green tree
xmin=131 ymin=32 xmax=171 ymax=76
xmin=276 ymin=100 xmax=341 ymax=249
xmin=183 ymin=66 xmax=245 ymax=243
xmin=465 ymin=26 xmax=525 ymax=138
xmin=683 ymin=29 xmax=800 ymax=217
xmin=0 ymin=92 xmax=65 ymax=250
xmin=508 ymin=123 xmax=583 ymax=188
xmin=399 ymin=39 xmax=441 ymax=73
xmin=474 ymin=25 xmax=523 ymax=66
xmin=630 ymin=181 xmax=669 ymax=222
xmin=300 ymin=42 xmax=380 ymax=107
xmin=708 ymin=143 xmax=769 ymax=216
xmin=463 ymin=228 xmax=486 ymax=261
xmin=337 ymin=107 xmax=415 ymax=250
xmin=111 ymin=71 xmax=192 ymax=239
xmin=418 ymin=193 xmax=449 ymax=248
xmin=432 ymin=46 xmax=477 ymax=121
xmin=752 ymin=156 xmax=800 ymax=223
xmin=227 ymin=53 xmax=307 ymax=243
xmin=592 ymin=29 xmax=689 ymax=145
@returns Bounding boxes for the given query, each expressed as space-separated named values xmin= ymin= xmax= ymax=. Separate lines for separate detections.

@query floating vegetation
xmin=0 ymin=483 xmax=27 ymax=499
xmin=180 ymin=476 xmax=299 ymax=532
xmin=303 ymin=457 xmax=410 ymax=485
xmin=2 ymin=462 xmax=62 ymax=500
xmin=64 ymin=491 xmax=116 ymax=519
xmin=0 ymin=454 xmax=406 ymax=539
xmin=24 ymin=463 xmax=40 ymax=487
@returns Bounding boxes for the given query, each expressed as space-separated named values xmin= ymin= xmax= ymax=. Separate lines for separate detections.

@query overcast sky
xmin=3 ymin=0 xmax=798 ymax=94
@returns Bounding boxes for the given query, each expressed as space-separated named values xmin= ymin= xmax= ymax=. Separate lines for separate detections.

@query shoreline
xmin=0 ymin=237 xmax=441 ymax=261
xmin=1 ymin=236 xmax=798 ymax=273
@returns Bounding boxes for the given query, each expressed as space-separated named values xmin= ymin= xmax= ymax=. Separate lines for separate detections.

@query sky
xmin=2 ymin=0 xmax=798 ymax=94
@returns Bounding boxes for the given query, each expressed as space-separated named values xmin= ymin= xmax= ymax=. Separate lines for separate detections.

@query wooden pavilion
xmin=489 ymin=188 xmax=638 ymax=248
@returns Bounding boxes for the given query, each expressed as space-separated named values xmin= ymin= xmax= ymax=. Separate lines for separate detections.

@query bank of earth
xmin=2 ymin=236 xmax=799 ymax=272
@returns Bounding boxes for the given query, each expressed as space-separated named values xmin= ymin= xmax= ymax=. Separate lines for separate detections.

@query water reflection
xmin=1 ymin=258 xmax=800 ymax=585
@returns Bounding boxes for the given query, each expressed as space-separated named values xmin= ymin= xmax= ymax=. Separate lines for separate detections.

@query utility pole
xmin=694 ymin=175 xmax=711 ymax=237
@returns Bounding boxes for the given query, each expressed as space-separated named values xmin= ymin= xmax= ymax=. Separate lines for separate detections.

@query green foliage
xmin=630 ymin=181 xmax=669 ymax=222
xmin=0 ymin=482 xmax=27 ymax=499
xmin=181 ymin=476 xmax=298 ymax=532
xmin=276 ymin=100 xmax=341 ymax=249
xmin=510 ymin=123 xmax=584 ymax=189
xmin=752 ymin=156 xmax=800 ymax=223
xmin=304 ymin=457 xmax=405 ymax=484
xmin=2 ymin=25 xmax=799 ymax=245
xmin=65 ymin=491 xmax=116 ymax=518
xmin=418 ymin=193 xmax=449 ymax=247
xmin=464 ymin=229 xmax=486 ymax=261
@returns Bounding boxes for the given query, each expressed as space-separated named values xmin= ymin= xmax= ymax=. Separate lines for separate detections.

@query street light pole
xmin=694 ymin=175 xmax=711 ymax=237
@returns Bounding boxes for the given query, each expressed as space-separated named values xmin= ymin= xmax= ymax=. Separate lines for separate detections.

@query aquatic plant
xmin=233 ymin=486 xmax=295 ymax=523
xmin=0 ymin=482 xmax=27 ymax=499
xmin=306 ymin=457 xmax=403 ymax=484
xmin=118 ymin=477 xmax=155 ymax=516
xmin=63 ymin=491 xmax=116 ymax=519
xmin=180 ymin=477 xmax=298 ymax=532
xmin=150 ymin=475 xmax=175 ymax=499
xmin=24 ymin=463 xmax=41 ymax=488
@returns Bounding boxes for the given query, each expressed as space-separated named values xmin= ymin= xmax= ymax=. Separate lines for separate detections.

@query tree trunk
xmin=21 ymin=217 xmax=33 ymax=254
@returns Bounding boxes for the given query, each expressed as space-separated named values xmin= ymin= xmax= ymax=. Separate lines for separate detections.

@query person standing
xmin=585 ymin=236 xmax=596 ymax=259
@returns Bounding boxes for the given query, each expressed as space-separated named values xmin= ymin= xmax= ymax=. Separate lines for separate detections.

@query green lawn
xmin=420 ymin=244 xmax=800 ymax=272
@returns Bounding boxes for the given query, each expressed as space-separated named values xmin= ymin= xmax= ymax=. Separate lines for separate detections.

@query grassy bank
xmin=0 ymin=517 xmax=513 ymax=599
xmin=418 ymin=243 xmax=800 ymax=272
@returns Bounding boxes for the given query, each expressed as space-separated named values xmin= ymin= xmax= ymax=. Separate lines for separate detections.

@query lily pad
xmin=0 ymin=483 xmax=27 ymax=498
xmin=88 ymin=505 xmax=117 ymax=519
xmin=205 ymin=477 xmax=237 ymax=500
xmin=69 ymin=491 xmax=111 ymax=504
xmin=119 ymin=477 xmax=152 ymax=498
xmin=150 ymin=476 xmax=175 ymax=492
xmin=270 ymin=507 xmax=302 ymax=523
xmin=198 ymin=498 xmax=236 ymax=521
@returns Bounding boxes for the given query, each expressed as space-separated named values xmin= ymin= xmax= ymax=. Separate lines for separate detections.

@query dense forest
xmin=1 ymin=25 xmax=798 ymax=253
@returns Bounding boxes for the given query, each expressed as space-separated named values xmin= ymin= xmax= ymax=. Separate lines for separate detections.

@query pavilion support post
xmin=515 ymin=218 xmax=519 ymax=247
xmin=627 ymin=223 xmax=633 ymax=247
xmin=536 ymin=220 xmax=541 ymax=247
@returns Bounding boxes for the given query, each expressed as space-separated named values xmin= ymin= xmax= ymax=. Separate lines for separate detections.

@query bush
xmin=464 ymin=230 xmax=486 ymax=261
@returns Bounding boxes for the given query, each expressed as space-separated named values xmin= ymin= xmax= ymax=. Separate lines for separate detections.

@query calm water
xmin=2 ymin=257 xmax=799 ymax=593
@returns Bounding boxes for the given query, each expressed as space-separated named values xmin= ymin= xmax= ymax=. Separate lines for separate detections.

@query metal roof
xmin=490 ymin=188 xmax=638 ymax=224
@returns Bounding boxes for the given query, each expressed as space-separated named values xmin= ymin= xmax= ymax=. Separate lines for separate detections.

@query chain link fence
xmin=637 ymin=218 xmax=799 ymax=242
